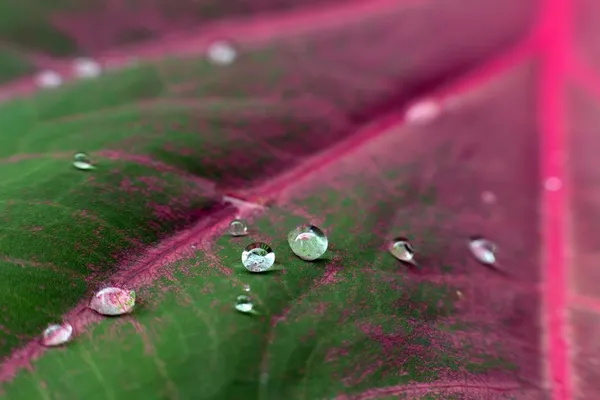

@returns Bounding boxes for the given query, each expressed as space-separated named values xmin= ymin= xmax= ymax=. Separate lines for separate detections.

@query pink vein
xmin=537 ymin=0 xmax=571 ymax=397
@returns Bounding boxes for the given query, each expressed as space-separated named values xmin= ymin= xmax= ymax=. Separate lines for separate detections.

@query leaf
xmin=0 ymin=0 xmax=593 ymax=398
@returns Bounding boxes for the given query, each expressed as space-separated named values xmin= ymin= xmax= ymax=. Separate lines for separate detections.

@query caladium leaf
xmin=0 ymin=0 xmax=596 ymax=398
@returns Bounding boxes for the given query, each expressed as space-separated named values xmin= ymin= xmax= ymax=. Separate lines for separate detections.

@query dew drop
xmin=41 ymin=323 xmax=73 ymax=347
xmin=35 ymin=70 xmax=62 ymax=88
xmin=405 ymin=99 xmax=441 ymax=124
xmin=73 ymin=152 xmax=95 ymax=170
xmin=481 ymin=191 xmax=496 ymax=204
xmin=229 ymin=219 xmax=248 ymax=237
xmin=241 ymin=242 xmax=275 ymax=273
xmin=207 ymin=41 xmax=237 ymax=65
xmin=468 ymin=237 xmax=496 ymax=265
xmin=73 ymin=57 xmax=102 ymax=78
xmin=389 ymin=237 xmax=416 ymax=264
xmin=235 ymin=295 xmax=254 ymax=314
xmin=544 ymin=177 xmax=562 ymax=191
xmin=243 ymin=284 xmax=251 ymax=292
xmin=89 ymin=287 xmax=136 ymax=316
xmin=287 ymin=224 xmax=328 ymax=261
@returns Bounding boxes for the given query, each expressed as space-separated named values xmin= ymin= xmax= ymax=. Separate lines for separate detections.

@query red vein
xmin=537 ymin=0 xmax=571 ymax=397
xmin=97 ymin=150 xmax=216 ymax=190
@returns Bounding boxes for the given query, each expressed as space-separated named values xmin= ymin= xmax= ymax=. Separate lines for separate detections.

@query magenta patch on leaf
xmin=89 ymin=287 xmax=136 ymax=316
xmin=41 ymin=323 xmax=73 ymax=347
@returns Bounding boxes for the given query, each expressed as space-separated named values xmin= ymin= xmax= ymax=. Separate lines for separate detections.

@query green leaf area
xmin=0 ymin=7 xmax=540 ymax=400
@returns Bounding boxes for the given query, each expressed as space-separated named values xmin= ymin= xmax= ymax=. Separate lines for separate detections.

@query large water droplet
xmin=89 ymin=287 xmax=136 ymax=316
xmin=73 ymin=152 xmax=95 ymax=170
xmin=389 ymin=238 xmax=416 ymax=264
xmin=241 ymin=242 xmax=275 ymax=273
xmin=207 ymin=41 xmax=237 ymax=65
xmin=287 ymin=224 xmax=328 ymax=261
xmin=468 ymin=237 xmax=496 ymax=265
xmin=41 ymin=323 xmax=73 ymax=347
xmin=235 ymin=295 xmax=255 ymax=314
xmin=229 ymin=219 xmax=248 ymax=237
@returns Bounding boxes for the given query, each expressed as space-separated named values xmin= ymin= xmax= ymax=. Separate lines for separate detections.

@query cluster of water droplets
xmin=41 ymin=287 xmax=136 ymax=347
xmin=227 ymin=215 xmax=504 ymax=313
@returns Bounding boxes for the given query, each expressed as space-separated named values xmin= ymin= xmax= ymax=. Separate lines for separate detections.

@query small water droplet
xmin=468 ymin=237 xmax=496 ymax=265
xmin=455 ymin=290 xmax=464 ymax=300
xmin=73 ymin=57 xmax=101 ymax=78
xmin=243 ymin=284 xmax=251 ymax=292
xmin=207 ymin=41 xmax=237 ymax=65
xmin=405 ymin=99 xmax=441 ymax=124
xmin=35 ymin=70 xmax=62 ymax=88
xmin=241 ymin=242 xmax=275 ymax=273
xmin=544 ymin=177 xmax=562 ymax=191
xmin=389 ymin=238 xmax=416 ymax=264
xmin=73 ymin=152 xmax=95 ymax=170
xmin=235 ymin=295 xmax=254 ymax=313
xmin=41 ymin=323 xmax=73 ymax=347
xmin=229 ymin=219 xmax=248 ymax=237
xmin=287 ymin=225 xmax=328 ymax=261
xmin=481 ymin=191 xmax=496 ymax=204
xmin=89 ymin=287 xmax=136 ymax=316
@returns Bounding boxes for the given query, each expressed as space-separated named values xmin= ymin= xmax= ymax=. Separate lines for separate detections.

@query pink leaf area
xmin=0 ymin=0 xmax=596 ymax=399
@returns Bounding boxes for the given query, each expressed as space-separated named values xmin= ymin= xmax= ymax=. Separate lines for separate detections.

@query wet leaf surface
xmin=0 ymin=0 xmax=597 ymax=398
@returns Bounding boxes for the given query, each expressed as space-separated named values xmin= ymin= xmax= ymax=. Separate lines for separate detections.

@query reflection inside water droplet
xmin=41 ymin=323 xmax=73 ymax=347
xmin=89 ymin=287 xmax=136 ymax=315
xmin=468 ymin=237 xmax=496 ymax=265
xmin=235 ymin=295 xmax=254 ymax=313
xmin=389 ymin=238 xmax=415 ymax=264
xmin=73 ymin=152 xmax=95 ymax=170
xmin=287 ymin=224 xmax=328 ymax=261
xmin=229 ymin=219 xmax=248 ymax=237
xmin=241 ymin=242 xmax=275 ymax=273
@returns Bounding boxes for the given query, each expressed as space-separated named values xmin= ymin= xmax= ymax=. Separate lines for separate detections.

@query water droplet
xmin=544 ymin=177 xmax=562 ymax=191
xmin=229 ymin=219 xmax=248 ymax=237
xmin=481 ymin=191 xmax=496 ymax=204
xmin=243 ymin=284 xmax=251 ymax=292
xmin=287 ymin=224 xmax=328 ymax=261
xmin=389 ymin=238 xmax=416 ymax=264
xmin=235 ymin=295 xmax=254 ymax=313
xmin=73 ymin=57 xmax=102 ymax=78
xmin=35 ymin=70 xmax=62 ymax=88
xmin=73 ymin=152 xmax=95 ymax=170
xmin=405 ymin=99 xmax=441 ymax=124
xmin=207 ymin=41 xmax=237 ymax=65
xmin=41 ymin=323 xmax=73 ymax=347
xmin=241 ymin=242 xmax=275 ymax=273
xmin=89 ymin=287 xmax=136 ymax=316
xmin=455 ymin=290 xmax=464 ymax=300
xmin=468 ymin=237 xmax=496 ymax=265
